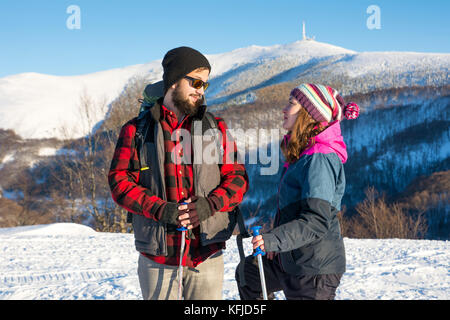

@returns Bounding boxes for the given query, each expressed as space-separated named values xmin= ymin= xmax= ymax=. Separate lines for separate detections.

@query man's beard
xmin=172 ymin=86 xmax=204 ymax=116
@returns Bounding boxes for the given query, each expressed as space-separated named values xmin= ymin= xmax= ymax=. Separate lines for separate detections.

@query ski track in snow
xmin=0 ymin=223 xmax=448 ymax=300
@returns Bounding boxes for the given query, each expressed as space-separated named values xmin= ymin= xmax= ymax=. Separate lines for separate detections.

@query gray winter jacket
xmin=263 ymin=121 xmax=347 ymax=276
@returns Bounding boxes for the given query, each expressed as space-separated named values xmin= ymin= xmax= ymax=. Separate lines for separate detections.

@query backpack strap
xmin=203 ymin=111 xmax=217 ymax=129
xmin=135 ymin=110 xmax=152 ymax=169
xmin=235 ymin=205 xmax=251 ymax=287
xmin=126 ymin=110 xmax=153 ymax=223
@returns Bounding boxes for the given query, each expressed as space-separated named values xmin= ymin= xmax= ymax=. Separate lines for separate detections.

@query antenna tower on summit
xmin=302 ymin=21 xmax=315 ymax=41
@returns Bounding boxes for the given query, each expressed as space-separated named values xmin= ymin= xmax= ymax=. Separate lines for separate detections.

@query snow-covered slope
xmin=0 ymin=223 xmax=448 ymax=300
xmin=209 ymin=40 xmax=356 ymax=77
xmin=0 ymin=40 xmax=448 ymax=139
xmin=206 ymin=40 xmax=356 ymax=101
xmin=0 ymin=61 xmax=161 ymax=139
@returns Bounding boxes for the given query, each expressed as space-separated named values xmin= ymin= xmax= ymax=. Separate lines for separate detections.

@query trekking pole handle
xmin=177 ymin=202 xmax=188 ymax=231
xmin=251 ymin=226 xmax=266 ymax=256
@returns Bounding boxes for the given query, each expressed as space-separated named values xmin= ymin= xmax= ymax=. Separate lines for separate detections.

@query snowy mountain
xmin=1 ymin=40 xmax=448 ymax=242
xmin=0 ymin=223 xmax=449 ymax=300
xmin=0 ymin=40 xmax=448 ymax=139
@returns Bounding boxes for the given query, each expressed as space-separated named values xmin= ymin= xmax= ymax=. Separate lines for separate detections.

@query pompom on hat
xmin=290 ymin=84 xmax=359 ymax=122
xmin=343 ymin=102 xmax=360 ymax=120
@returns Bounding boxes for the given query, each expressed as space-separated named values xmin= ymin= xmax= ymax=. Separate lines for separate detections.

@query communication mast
xmin=302 ymin=21 xmax=315 ymax=41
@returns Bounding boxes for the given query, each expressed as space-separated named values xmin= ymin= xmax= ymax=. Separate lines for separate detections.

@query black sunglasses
xmin=184 ymin=76 xmax=209 ymax=91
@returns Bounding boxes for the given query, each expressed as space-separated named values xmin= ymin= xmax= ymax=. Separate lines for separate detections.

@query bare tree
xmin=344 ymin=187 xmax=428 ymax=239
xmin=0 ymin=172 xmax=53 ymax=227
xmin=51 ymin=89 xmax=135 ymax=233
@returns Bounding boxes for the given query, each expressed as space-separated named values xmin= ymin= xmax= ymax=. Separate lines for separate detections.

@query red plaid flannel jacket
xmin=108 ymin=104 xmax=248 ymax=267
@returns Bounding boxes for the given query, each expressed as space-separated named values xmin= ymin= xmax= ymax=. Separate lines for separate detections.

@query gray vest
xmin=130 ymin=102 xmax=237 ymax=255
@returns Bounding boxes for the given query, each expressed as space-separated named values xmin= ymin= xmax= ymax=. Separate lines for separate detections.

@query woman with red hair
xmin=236 ymin=84 xmax=359 ymax=300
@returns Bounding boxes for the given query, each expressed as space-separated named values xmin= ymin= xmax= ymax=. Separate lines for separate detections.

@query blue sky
xmin=0 ymin=0 xmax=449 ymax=77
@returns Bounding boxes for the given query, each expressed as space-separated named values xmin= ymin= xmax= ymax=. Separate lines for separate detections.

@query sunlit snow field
xmin=0 ymin=223 xmax=448 ymax=300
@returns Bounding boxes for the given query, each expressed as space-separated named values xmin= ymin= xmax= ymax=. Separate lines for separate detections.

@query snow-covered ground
xmin=0 ymin=223 xmax=448 ymax=300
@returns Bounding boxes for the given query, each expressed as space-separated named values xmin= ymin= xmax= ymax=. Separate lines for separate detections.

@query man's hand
xmin=177 ymin=196 xmax=214 ymax=230
xmin=177 ymin=198 xmax=194 ymax=229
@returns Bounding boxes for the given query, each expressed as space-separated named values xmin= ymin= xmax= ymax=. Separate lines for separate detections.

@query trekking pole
xmin=176 ymin=201 xmax=189 ymax=300
xmin=251 ymin=226 xmax=268 ymax=300
xmin=176 ymin=224 xmax=187 ymax=300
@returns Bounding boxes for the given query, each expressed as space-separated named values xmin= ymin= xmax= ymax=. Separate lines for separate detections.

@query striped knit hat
xmin=290 ymin=84 xmax=359 ymax=123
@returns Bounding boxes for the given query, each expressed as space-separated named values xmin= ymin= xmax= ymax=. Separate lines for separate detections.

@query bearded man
xmin=108 ymin=47 xmax=248 ymax=300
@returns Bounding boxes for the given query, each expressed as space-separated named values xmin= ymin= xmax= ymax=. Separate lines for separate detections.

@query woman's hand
xmin=252 ymin=235 xmax=264 ymax=251
xmin=266 ymin=252 xmax=276 ymax=260
xmin=252 ymin=235 xmax=277 ymax=260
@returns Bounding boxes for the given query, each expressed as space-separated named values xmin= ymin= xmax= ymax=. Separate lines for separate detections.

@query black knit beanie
xmin=162 ymin=46 xmax=211 ymax=94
